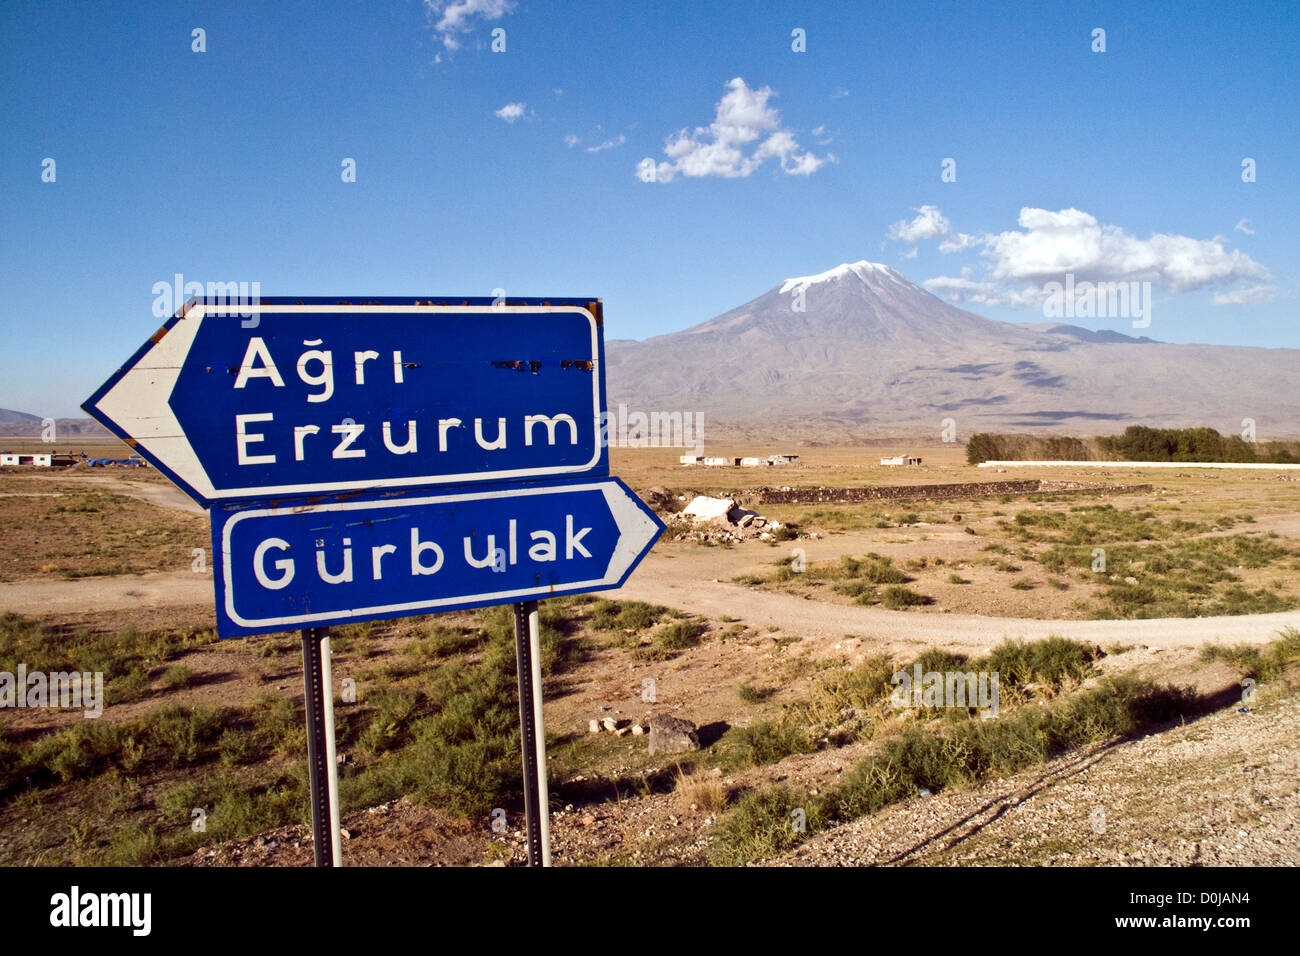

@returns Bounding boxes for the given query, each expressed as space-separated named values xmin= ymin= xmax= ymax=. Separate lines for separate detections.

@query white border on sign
xmin=220 ymin=480 xmax=648 ymax=629
xmin=99 ymin=304 xmax=604 ymax=501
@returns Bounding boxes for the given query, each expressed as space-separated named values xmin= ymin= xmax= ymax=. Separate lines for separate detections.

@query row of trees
xmin=966 ymin=426 xmax=1300 ymax=465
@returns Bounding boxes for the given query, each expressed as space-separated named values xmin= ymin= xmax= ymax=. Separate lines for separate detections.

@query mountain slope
xmin=0 ymin=409 xmax=41 ymax=425
xmin=605 ymin=261 xmax=1300 ymax=437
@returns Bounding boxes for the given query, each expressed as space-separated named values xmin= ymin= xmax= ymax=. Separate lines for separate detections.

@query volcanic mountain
xmin=604 ymin=261 xmax=1300 ymax=439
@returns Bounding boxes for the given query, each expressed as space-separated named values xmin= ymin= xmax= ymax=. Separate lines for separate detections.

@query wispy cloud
xmin=896 ymin=205 xmax=1273 ymax=307
xmin=585 ymin=134 xmax=626 ymax=153
xmin=922 ymin=276 xmax=1041 ymax=307
xmin=1235 ymin=218 xmax=1255 ymax=235
xmin=639 ymin=77 xmax=834 ymax=182
xmin=1212 ymin=284 xmax=1279 ymax=306
xmin=425 ymin=0 xmax=515 ymax=52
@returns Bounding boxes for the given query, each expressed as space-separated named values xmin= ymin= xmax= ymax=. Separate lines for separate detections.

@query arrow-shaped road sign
xmin=83 ymin=297 xmax=607 ymax=507
xmin=211 ymin=478 xmax=665 ymax=637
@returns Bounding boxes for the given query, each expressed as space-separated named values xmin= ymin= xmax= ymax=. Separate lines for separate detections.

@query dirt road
xmin=42 ymin=473 xmax=204 ymax=514
xmin=2 ymin=543 xmax=1295 ymax=651
xmin=608 ymin=560 xmax=1300 ymax=651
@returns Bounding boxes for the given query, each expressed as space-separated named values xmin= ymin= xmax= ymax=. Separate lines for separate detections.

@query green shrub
xmin=1199 ymin=627 xmax=1300 ymax=682
xmin=721 ymin=720 xmax=816 ymax=769
xmin=159 ymin=665 xmax=196 ymax=689
xmin=141 ymin=704 xmax=224 ymax=766
xmin=654 ymin=621 xmax=704 ymax=651
xmin=710 ymin=787 xmax=827 ymax=866
xmin=880 ymin=586 xmax=932 ymax=610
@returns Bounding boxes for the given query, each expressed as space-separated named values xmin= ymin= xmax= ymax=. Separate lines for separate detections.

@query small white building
xmin=881 ymin=454 xmax=923 ymax=466
xmin=0 ymin=454 xmax=18 ymax=466
xmin=740 ymin=456 xmax=770 ymax=467
xmin=679 ymin=455 xmax=705 ymax=466
xmin=703 ymin=457 xmax=739 ymax=467
xmin=768 ymin=454 xmax=800 ymax=465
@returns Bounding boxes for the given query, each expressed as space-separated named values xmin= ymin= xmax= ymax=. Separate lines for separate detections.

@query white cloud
xmin=1235 ymin=218 xmax=1255 ymax=235
xmin=831 ymin=88 xmax=850 ymax=99
xmin=888 ymin=205 xmax=976 ymax=252
xmin=889 ymin=205 xmax=951 ymax=243
xmin=641 ymin=77 xmax=832 ymax=182
xmin=895 ymin=205 xmax=1274 ymax=307
xmin=425 ymin=0 xmax=514 ymax=51
xmin=900 ymin=247 xmax=918 ymax=260
xmin=982 ymin=207 xmax=1270 ymax=293
xmin=563 ymin=134 xmax=580 ymax=148
xmin=494 ymin=102 xmax=528 ymax=123
xmin=585 ymin=134 xmax=626 ymax=153
xmin=1212 ymin=284 xmax=1279 ymax=306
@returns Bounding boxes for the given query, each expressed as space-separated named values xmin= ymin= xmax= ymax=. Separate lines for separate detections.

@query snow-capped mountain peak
xmin=778 ymin=260 xmax=903 ymax=294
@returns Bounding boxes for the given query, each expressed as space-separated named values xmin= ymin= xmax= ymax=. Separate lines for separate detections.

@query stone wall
xmin=748 ymin=480 xmax=1152 ymax=505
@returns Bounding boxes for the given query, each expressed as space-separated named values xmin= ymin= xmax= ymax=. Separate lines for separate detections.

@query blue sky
xmin=2 ymin=0 xmax=1296 ymax=417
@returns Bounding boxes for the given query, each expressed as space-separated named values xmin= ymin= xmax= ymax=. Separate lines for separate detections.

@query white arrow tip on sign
xmin=91 ymin=310 xmax=214 ymax=500
xmin=601 ymin=483 xmax=663 ymax=583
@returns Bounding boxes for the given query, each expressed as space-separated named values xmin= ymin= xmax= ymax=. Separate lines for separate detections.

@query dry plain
xmin=1 ymin=439 xmax=1298 ymax=866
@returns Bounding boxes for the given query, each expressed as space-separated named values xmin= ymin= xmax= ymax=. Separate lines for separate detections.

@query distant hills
xmin=0 ymin=409 xmax=112 ymax=439
xmin=605 ymin=261 xmax=1300 ymax=440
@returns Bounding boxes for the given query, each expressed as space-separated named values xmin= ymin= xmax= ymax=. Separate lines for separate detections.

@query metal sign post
xmin=301 ymin=627 xmax=343 ymax=867
xmin=512 ymin=601 xmax=551 ymax=866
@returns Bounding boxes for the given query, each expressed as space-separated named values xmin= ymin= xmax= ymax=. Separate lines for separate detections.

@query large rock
xmin=727 ymin=505 xmax=758 ymax=525
xmin=649 ymin=715 xmax=700 ymax=755
xmin=681 ymin=496 xmax=736 ymax=522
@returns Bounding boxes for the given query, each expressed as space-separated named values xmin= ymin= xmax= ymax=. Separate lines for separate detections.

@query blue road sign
xmin=211 ymin=478 xmax=665 ymax=637
xmin=83 ymin=297 xmax=607 ymax=507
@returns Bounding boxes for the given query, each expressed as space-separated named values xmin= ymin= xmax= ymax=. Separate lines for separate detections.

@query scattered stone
xmin=964 ymin=526 xmax=976 ymax=535
xmin=601 ymin=717 xmax=619 ymax=733
xmin=631 ymin=723 xmax=646 ymax=735
xmin=588 ymin=719 xmax=602 ymax=734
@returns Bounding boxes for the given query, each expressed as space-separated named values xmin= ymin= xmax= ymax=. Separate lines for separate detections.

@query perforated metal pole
xmin=513 ymin=601 xmax=552 ymax=866
xmin=301 ymin=627 xmax=343 ymax=867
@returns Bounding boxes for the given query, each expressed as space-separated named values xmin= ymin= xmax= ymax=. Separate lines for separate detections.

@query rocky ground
xmin=779 ymin=688 xmax=1300 ymax=867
